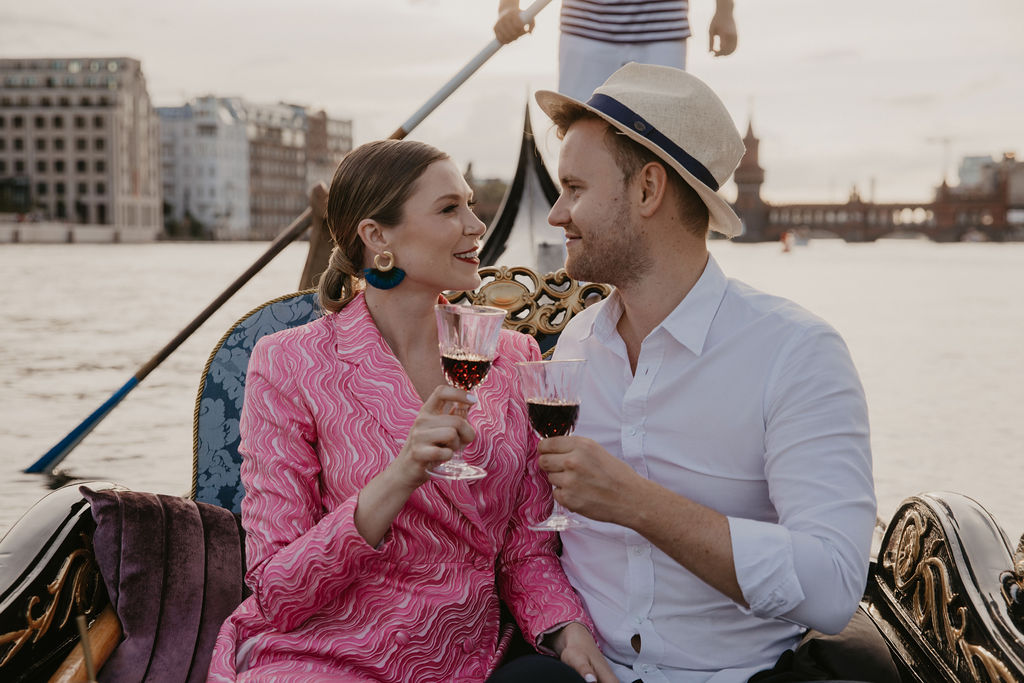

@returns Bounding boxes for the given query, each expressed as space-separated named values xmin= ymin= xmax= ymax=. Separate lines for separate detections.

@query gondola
xmin=2 ymin=116 xmax=1024 ymax=683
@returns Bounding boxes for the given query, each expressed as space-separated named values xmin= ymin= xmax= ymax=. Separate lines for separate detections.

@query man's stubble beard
xmin=565 ymin=202 xmax=652 ymax=288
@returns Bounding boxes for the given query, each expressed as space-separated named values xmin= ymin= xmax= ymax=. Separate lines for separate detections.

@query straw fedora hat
xmin=535 ymin=63 xmax=746 ymax=238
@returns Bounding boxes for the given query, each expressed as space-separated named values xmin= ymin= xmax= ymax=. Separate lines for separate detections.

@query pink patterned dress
xmin=207 ymin=293 xmax=592 ymax=682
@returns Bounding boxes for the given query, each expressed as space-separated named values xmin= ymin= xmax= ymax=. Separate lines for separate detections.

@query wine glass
xmin=515 ymin=359 xmax=587 ymax=531
xmin=432 ymin=303 xmax=507 ymax=480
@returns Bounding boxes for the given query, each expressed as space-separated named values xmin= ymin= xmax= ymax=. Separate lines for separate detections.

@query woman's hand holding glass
xmin=354 ymin=385 xmax=475 ymax=546
xmin=394 ymin=385 xmax=478 ymax=489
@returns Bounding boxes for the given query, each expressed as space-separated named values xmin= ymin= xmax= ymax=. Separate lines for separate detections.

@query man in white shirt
xmin=532 ymin=63 xmax=880 ymax=682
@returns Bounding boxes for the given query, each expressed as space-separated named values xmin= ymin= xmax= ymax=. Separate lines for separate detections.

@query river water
xmin=2 ymin=239 xmax=1023 ymax=543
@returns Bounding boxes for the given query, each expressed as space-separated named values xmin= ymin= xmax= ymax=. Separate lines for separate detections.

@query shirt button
xmin=629 ymin=427 xmax=638 ymax=436
xmin=394 ymin=630 xmax=410 ymax=646
xmin=634 ymin=616 xmax=643 ymax=625
xmin=632 ymin=545 xmax=644 ymax=555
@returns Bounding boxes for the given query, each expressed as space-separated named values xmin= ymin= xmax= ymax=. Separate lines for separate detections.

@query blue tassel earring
xmin=363 ymin=250 xmax=405 ymax=290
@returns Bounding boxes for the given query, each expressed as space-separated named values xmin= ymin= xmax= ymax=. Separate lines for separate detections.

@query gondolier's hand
xmin=708 ymin=1 xmax=738 ymax=56
xmin=538 ymin=436 xmax=642 ymax=525
xmin=550 ymin=622 xmax=617 ymax=683
xmin=494 ymin=0 xmax=533 ymax=44
xmin=392 ymin=385 xmax=476 ymax=489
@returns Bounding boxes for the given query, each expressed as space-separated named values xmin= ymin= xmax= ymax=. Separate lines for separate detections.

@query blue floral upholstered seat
xmin=191 ymin=290 xmax=322 ymax=513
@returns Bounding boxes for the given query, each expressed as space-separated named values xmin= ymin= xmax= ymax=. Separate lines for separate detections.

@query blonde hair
xmin=317 ymin=139 xmax=449 ymax=313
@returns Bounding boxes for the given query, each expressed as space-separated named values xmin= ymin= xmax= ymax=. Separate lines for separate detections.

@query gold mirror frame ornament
xmin=879 ymin=504 xmax=1017 ymax=682
xmin=449 ymin=266 xmax=611 ymax=353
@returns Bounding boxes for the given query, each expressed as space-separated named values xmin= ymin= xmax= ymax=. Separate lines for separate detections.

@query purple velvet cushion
xmin=81 ymin=486 xmax=244 ymax=683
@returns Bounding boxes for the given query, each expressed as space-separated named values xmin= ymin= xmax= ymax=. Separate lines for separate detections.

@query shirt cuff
xmin=728 ymin=516 xmax=805 ymax=618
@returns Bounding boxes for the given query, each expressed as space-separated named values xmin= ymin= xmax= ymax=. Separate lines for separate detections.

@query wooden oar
xmin=24 ymin=0 xmax=554 ymax=475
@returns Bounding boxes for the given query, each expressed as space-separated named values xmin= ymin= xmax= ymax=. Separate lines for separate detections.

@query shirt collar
xmin=658 ymin=254 xmax=728 ymax=355
xmin=578 ymin=254 xmax=729 ymax=356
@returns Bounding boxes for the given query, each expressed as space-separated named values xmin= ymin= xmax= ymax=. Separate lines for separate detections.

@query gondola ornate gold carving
xmin=1000 ymin=534 xmax=1024 ymax=625
xmin=881 ymin=509 xmax=1015 ymax=682
xmin=0 ymin=534 xmax=104 ymax=667
xmin=450 ymin=266 xmax=611 ymax=340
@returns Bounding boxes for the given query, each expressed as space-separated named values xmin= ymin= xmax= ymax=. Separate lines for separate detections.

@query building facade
xmin=158 ymin=97 xmax=249 ymax=239
xmin=0 ymin=57 xmax=161 ymax=242
xmin=242 ymin=102 xmax=352 ymax=239
xmin=158 ymin=98 xmax=352 ymax=240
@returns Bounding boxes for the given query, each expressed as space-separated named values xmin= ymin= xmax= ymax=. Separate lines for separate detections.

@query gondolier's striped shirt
xmin=560 ymin=0 xmax=690 ymax=44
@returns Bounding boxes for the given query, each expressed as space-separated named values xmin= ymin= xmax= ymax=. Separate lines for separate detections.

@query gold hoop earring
xmin=373 ymin=251 xmax=395 ymax=272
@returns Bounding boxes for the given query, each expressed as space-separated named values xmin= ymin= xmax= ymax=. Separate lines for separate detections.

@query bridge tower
xmin=732 ymin=120 xmax=771 ymax=241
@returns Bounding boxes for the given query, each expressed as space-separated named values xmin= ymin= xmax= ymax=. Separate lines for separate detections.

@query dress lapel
xmin=331 ymin=294 xmax=492 ymax=533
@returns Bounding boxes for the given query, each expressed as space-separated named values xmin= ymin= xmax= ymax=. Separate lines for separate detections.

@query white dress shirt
xmin=554 ymin=255 xmax=876 ymax=683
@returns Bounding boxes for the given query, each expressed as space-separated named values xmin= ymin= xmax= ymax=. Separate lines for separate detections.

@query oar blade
xmin=24 ymin=378 xmax=139 ymax=474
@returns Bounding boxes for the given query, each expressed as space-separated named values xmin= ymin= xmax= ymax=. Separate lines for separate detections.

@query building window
xmin=0 ymin=139 xmax=5 ymax=150
xmin=95 ymin=160 xmax=106 ymax=173
xmin=59 ymin=97 xmax=70 ymax=107
xmin=75 ymin=115 xmax=86 ymax=129
xmin=15 ymin=160 xmax=25 ymax=173
xmin=55 ymin=160 xmax=65 ymax=172
xmin=93 ymin=115 xmax=104 ymax=129
xmin=34 ymin=115 xmax=46 ymax=128
xmin=0 ymin=160 xmax=5 ymax=173
xmin=55 ymin=138 xmax=65 ymax=151
xmin=36 ymin=182 xmax=47 ymax=196
xmin=35 ymin=138 xmax=46 ymax=151
xmin=52 ymin=115 xmax=64 ymax=128
xmin=13 ymin=138 xmax=24 ymax=151
xmin=96 ymin=182 xmax=106 ymax=195
xmin=76 ymin=138 xmax=87 ymax=151
xmin=94 ymin=138 xmax=105 ymax=151
xmin=77 ymin=182 xmax=88 ymax=195
xmin=56 ymin=182 xmax=65 ymax=195
xmin=56 ymin=200 xmax=66 ymax=218
xmin=76 ymin=160 xmax=87 ymax=173
xmin=13 ymin=115 xmax=24 ymax=128
xmin=36 ymin=160 xmax=47 ymax=173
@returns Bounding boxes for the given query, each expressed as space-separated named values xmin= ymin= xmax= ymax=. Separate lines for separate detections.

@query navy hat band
xmin=585 ymin=93 xmax=720 ymax=191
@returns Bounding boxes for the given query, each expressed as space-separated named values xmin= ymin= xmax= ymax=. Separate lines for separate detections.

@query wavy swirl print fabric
xmin=207 ymin=294 xmax=592 ymax=682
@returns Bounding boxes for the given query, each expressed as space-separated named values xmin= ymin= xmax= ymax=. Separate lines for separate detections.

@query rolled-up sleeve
xmin=730 ymin=323 xmax=876 ymax=634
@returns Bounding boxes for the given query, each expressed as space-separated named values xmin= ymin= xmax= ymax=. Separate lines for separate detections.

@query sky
xmin=2 ymin=0 xmax=1022 ymax=204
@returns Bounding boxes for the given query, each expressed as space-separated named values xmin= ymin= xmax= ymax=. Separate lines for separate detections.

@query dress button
xmin=394 ymin=630 xmax=410 ymax=646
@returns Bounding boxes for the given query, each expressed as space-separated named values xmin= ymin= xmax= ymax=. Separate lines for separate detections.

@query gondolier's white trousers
xmin=558 ymin=32 xmax=688 ymax=102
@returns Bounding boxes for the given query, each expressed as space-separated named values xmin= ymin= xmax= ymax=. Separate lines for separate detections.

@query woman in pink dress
xmin=207 ymin=140 xmax=614 ymax=682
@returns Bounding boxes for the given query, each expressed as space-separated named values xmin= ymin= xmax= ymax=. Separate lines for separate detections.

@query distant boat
xmin=479 ymin=105 xmax=565 ymax=275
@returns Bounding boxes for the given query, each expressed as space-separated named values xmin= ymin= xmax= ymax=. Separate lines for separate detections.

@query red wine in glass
xmin=526 ymin=399 xmax=580 ymax=437
xmin=441 ymin=353 xmax=493 ymax=391
xmin=515 ymin=359 xmax=587 ymax=531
